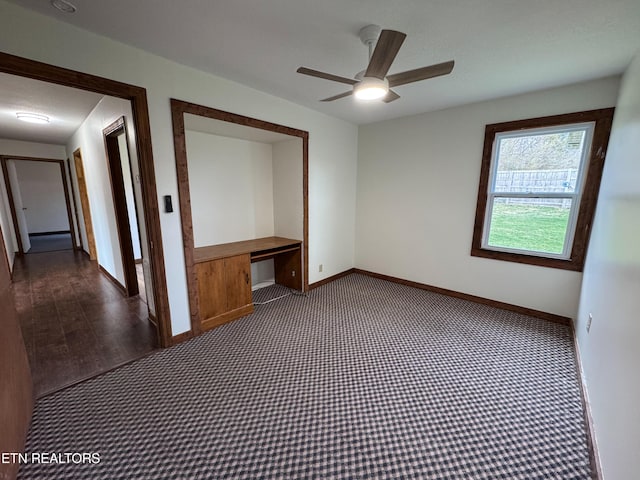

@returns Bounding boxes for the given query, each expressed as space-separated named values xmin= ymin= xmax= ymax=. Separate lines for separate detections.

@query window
xmin=471 ymin=108 xmax=614 ymax=271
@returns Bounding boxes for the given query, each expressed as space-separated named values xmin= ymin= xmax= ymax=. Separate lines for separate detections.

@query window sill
xmin=470 ymin=246 xmax=584 ymax=271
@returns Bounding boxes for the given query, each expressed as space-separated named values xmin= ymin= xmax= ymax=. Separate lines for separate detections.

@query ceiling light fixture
xmin=353 ymin=77 xmax=389 ymax=100
xmin=16 ymin=112 xmax=50 ymax=124
xmin=51 ymin=0 xmax=77 ymax=14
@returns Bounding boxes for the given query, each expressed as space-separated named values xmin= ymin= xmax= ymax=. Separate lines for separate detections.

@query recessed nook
xmin=171 ymin=99 xmax=308 ymax=338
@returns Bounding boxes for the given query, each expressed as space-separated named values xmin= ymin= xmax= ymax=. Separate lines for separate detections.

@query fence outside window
xmin=495 ymin=168 xmax=577 ymax=208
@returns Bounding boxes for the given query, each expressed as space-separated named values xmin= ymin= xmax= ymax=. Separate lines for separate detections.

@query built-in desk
xmin=193 ymin=236 xmax=302 ymax=331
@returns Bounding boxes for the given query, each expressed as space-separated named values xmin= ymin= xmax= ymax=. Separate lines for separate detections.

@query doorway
xmin=0 ymin=156 xmax=77 ymax=255
xmin=0 ymin=51 xmax=172 ymax=347
xmin=103 ymin=116 xmax=143 ymax=298
xmin=72 ymin=148 xmax=97 ymax=260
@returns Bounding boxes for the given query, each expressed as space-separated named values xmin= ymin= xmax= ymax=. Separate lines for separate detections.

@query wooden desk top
xmin=193 ymin=236 xmax=302 ymax=263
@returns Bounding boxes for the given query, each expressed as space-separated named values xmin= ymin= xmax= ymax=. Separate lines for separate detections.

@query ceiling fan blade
xmin=321 ymin=91 xmax=353 ymax=102
xmin=383 ymin=90 xmax=400 ymax=103
xmin=387 ymin=60 xmax=454 ymax=87
xmin=297 ymin=67 xmax=358 ymax=85
xmin=364 ymin=30 xmax=406 ymax=80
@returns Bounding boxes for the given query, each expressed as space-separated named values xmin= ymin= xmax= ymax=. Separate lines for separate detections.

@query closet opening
xmin=171 ymin=99 xmax=308 ymax=339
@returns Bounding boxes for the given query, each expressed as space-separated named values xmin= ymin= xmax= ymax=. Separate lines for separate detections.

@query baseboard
xmin=172 ymin=330 xmax=193 ymax=345
xmin=572 ymin=333 xmax=602 ymax=480
xmin=252 ymin=280 xmax=275 ymax=291
xmin=201 ymin=304 xmax=255 ymax=332
xmin=28 ymin=230 xmax=71 ymax=237
xmin=98 ymin=264 xmax=127 ymax=295
xmin=148 ymin=312 xmax=158 ymax=327
xmin=308 ymin=268 xmax=356 ymax=290
xmin=353 ymin=269 xmax=572 ymax=326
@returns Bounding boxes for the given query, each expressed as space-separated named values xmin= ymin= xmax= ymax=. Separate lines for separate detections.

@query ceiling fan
xmin=297 ymin=25 xmax=454 ymax=103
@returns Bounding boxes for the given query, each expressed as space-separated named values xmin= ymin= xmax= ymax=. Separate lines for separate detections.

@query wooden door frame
xmin=0 ymin=222 xmax=33 ymax=480
xmin=66 ymin=157 xmax=82 ymax=251
xmin=0 ymin=51 xmax=172 ymax=347
xmin=0 ymin=155 xmax=77 ymax=255
xmin=170 ymin=99 xmax=309 ymax=339
xmin=103 ymin=116 xmax=139 ymax=297
xmin=72 ymin=148 xmax=98 ymax=260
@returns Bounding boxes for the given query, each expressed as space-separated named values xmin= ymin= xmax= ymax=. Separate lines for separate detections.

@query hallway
xmin=13 ymin=249 xmax=157 ymax=398
xmin=27 ymin=233 xmax=73 ymax=253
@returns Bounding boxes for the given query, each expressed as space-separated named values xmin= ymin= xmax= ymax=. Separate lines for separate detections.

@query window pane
xmin=494 ymin=129 xmax=587 ymax=194
xmin=487 ymin=198 xmax=571 ymax=254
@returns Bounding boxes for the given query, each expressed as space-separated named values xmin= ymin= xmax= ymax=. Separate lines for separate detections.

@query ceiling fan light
xmin=354 ymin=77 xmax=389 ymax=100
xmin=16 ymin=112 xmax=50 ymax=124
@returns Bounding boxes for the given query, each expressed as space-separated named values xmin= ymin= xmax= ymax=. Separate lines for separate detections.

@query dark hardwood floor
xmin=12 ymin=250 xmax=158 ymax=398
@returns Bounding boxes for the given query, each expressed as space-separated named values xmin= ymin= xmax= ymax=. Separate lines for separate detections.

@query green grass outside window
xmin=487 ymin=203 xmax=570 ymax=254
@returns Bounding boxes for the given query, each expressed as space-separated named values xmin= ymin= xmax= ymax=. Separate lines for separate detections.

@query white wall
xmin=117 ymin=133 xmax=142 ymax=260
xmin=187 ymin=133 xmax=304 ymax=288
xmin=273 ymin=138 xmax=304 ymax=241
xmin=356 ymin=76 xmax=620 ymax=320
xmin=186 ymin=130 xmax=275 ymax=246
xmin=0 ymin=139 xmax=67 ymax=159
xmin=67 ymin=98 xmax=127 ymax=286
xmin=0 ymin=1 xmax=359 ymax=335
xmin=6 ymin=161 xmax=30 ymax=253
xmin=14 ymin=160 xmax=68 ymax=234
xmin=0 ymin=139 xmax=67 ymax=267
xmin=0 ymin=171 xmax=15 ymax=264
xmin=575 ymin=54 xmax=640 ymax=480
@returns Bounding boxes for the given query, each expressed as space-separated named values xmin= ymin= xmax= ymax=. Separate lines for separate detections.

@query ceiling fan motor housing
xmin=359 ymin=24 xmax=382 ymax=47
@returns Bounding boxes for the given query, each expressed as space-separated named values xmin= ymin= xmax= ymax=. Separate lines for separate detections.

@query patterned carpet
xmin=18 ymin=274 xmax=591 ymax=479
xmin=252 ymin=283 xmax=293 ymax=305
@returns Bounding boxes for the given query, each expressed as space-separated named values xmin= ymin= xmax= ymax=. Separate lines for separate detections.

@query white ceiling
xmin=0 ymin=72 xmax=103 ymax=144
xmin=4 ymin=0 xmax=640 ymax=126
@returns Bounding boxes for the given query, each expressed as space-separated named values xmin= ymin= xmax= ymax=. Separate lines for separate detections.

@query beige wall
xmin=14 ymin=160 xmax=68 ymax=234
xmin=186 ymin=130 xmax=275 ymax=247
xmin=356 ymin=77 xmax=620 ymax=319
xmin=66 ymin=98 xmax=136 ymax=296
xmin=273 ymin=138 xmax=304 ymax=242
xmin=576 ymin=52 xmax=640 ymax=479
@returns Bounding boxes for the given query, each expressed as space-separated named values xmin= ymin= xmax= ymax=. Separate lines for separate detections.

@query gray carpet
xmin=18 ymin=274 xmax=591 ymax=479
xmin=27 ymin=233 xmax=73 ymax=253
xmin=252 ymin=283 xmax=294 ymax=305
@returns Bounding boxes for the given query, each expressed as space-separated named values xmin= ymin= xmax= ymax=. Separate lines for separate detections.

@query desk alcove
xmin=171 ymin=100 xmax=308 ymax=338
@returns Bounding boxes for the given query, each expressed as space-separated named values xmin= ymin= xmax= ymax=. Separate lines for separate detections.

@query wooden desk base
xmin=194 ymin=237 xmax=302 ymax=332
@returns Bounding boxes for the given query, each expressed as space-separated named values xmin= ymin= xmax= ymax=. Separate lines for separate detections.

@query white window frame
xmin=481 ymin=122 xmax=595 ymax=259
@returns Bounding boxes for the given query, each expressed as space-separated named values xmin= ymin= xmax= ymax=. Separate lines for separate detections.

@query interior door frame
xmin=72 ymin=148 xmax=98 ymax=260
xmin=66 ymin=157 xmax=82 ymax=251
xmin=0 ymin=51 xmax=172 ymax=347
xmin=103 ymin=116 xmax=139 ymax=297
xmin=0 ymin=222 xmax=33 ymax=480
xmin=170 ymin=99 xmax=309 ymax=338
xmin=0 ymin=155 xmax=77 ymax=255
